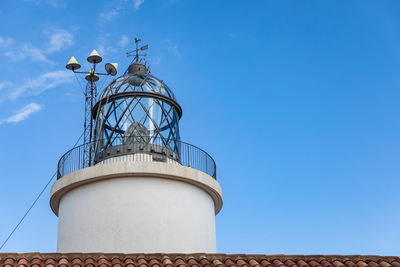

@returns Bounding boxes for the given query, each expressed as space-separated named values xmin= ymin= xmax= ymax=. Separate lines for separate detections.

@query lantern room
xmin=91 ymin=61 xmax=182 ymax=164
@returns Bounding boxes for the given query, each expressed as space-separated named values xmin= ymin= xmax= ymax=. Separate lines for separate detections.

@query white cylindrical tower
xmin=51 ymin=58 xmax=222 ymax=253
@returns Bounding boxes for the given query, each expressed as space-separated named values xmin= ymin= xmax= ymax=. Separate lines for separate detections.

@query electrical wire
xmin=0 ymin=171 xmax=57 ymax=251
xmin=74 ymin=73 xmax=86 ymax=95
xmin=0 ymin=131 xmax=84 ymax=251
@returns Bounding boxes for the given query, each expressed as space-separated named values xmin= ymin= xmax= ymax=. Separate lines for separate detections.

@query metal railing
xmin=57 ymin=137 xmax=216 ymax=180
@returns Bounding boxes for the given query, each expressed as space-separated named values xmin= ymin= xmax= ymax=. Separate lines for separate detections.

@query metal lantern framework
xmin=91 ymin=62 xmax=182 ymax=164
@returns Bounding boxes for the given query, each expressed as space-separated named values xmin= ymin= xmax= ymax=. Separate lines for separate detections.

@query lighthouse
xmin=50 ymin=40 xmax=223 ymax=253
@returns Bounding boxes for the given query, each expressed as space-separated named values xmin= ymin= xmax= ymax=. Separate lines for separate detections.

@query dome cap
xmin=128 ymin=62 xmax=148 ymax=75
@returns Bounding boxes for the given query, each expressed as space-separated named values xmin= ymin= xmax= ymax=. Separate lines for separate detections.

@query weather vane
xmin=126 ymin=37 xmax=148 ymax=62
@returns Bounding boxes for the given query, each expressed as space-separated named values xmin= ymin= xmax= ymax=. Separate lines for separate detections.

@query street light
xmin=65 ymin=49 xmax=118 ymax=167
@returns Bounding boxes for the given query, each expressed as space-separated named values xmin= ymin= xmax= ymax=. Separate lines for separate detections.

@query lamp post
xmin=65 ymin=50 xmax=118 ymax=167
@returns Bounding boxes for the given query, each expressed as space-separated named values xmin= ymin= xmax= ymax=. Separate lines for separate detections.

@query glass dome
xmin=98 ymin=73 xmax=176 ymax=101
xmin=91 ymin=63 xmax=182 ymax=163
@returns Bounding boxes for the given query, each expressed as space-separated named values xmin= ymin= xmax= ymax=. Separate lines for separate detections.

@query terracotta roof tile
xmin=58 ymin=257 xmax=69 ymax=267
xmin=149 ymin=258 xmax=162 ymax=267
xmin=124 ymin=258 xmax=136 ymax=267
xmin=309 ymin=260 xmax=321 ymax=267
xmin=71 ymin=257 xmax=83 ymax=267
xmin=177 ymin=258 xmax=188 ymax=267
xmin=162 ymin=256 xmax=174 ymax=267
xmin=44 ymin=257 xmax=57 ymax=267
xmin=86 ymin=257 xmax=97 ymax=267
xmin=285 ymin=260 xmax=298 ymax=267
xmin=99 ymin=256 xmax=111 ymax=267
xmin=189 ymin=257 xmax=201 ymax=267
xmin=345 ymin=260 xmax=356 ymax=267
xmin=380 ymin=262 xmax=392 ymax=267
xmin=298 ymin=260 xmax=310 ymax=267
xmin=17 ymin=257 xmax=29 ymax=267
xmin=4 ymin=257 xmax=15 ymax=267
xmin=111 ymin=257 xmax=123 ymax=267
xmin=249 ymin=259 xmax=261 ymax=267
xmin=213 ymin=258 xmax=225 ymax=267
xmin=355 ymin=261 xmax=367 ymax=267
xmin=31 ymin=257 xmax=43 ymax=267
xmin=333 ymin=261 xmax=346 ymax=267
xmin=236 ymin=258 xmax=249 ymax=267
xmin=0 ymin=254 xmax=399 ymax=267
xmin=273 ymin=259 xmax=285 ymax=267
xmin=320 ymin=259 xmax=332 ymax=267
xmin=260 ymin=259 xmax=274 ymax=267
xmin=199 ymin=256 xmax=212 ymax=267
xmin=224 ymin=258 xmax=237 ymax=267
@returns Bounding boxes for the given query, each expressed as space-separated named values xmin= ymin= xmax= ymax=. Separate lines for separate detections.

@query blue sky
xmin=1 ymin=0 xmax=400 ymax=255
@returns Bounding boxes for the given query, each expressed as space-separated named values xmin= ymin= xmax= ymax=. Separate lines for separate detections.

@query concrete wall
xmin=51 ymin=162 xmax=222 ymax=253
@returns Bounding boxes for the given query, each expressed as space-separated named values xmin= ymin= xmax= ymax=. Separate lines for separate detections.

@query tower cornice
xmin=50 ymin=161 xmax=223 ymax=216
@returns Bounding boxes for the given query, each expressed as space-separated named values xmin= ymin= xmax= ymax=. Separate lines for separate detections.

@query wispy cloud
xmin=0 ymin=102 xmax=42 ymax=125
xmin=47 ymin=29 xmax=74 ymax=53
xmin=151 ymin=56 xmax=162 ymax=65
xmin=0 ymin=37 xmax=13 ymax=48
xmin=96 ymin=33 xmax=119 ymax=58
xmin=5 ymin=43 xmax=50 ymax=63
xmin=166 ymin=40 xmax=182 ymax=57
xmin=99 ymin=9 xmax=120 ymax=21
xmin=119 ymin=35 xmax=130 ymax=48
xmin=99 ymin=0 xmax=144 ymax=21
xmin=98 ymin=0 xmax=125 ymax=21
xmin=0 ymin=81 xmax=13 ymax=91
xmin=23 ymin=0 xmax=70 ymax=8
xmin=47 ymin=0 xmax=70 ymax=8
xmin=0 ymin=29 xmax=74 ymax=64
xmin=133 ymin=0 xmax=144 ymax=10
xmin=3 ymin=70 xmax=73 ymax=101
xmin=168 ymin=44 xmax=181 ymax=56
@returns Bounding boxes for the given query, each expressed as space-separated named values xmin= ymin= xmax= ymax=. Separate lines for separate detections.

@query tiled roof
xmin=0 ymin=254 xmax=399 ymax=267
